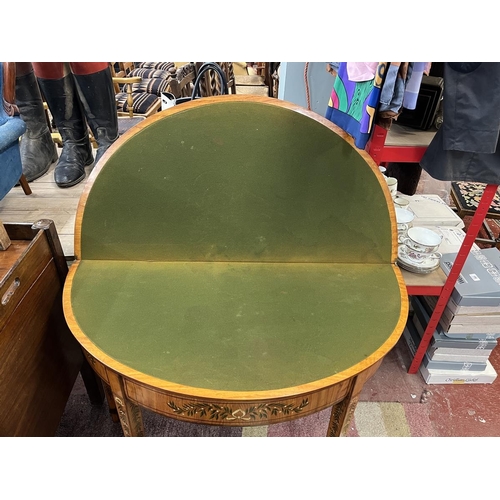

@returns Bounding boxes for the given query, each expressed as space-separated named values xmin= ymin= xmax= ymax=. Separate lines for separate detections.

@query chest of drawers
xmin=0 ymin=220 xmax=103 ymax=436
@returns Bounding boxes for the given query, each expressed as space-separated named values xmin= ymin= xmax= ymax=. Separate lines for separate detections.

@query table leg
xmin=102 ymin=381 xmax=120 ymax=423
xmin=327 ymin=394 xmax=359 ymax=437
xmin=326 ymin=372 xmax=368 ymax=437
xmin=80 ymin=355 xmax=105 ymax=405
xmin=107 ymin=371 xmax=145 ymax=437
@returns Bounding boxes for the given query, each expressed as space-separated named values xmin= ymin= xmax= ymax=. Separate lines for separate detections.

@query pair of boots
xmin=15 ymin=68 xmax=118 ymax=187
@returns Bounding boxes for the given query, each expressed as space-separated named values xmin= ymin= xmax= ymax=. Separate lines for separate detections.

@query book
xmin=404 ymin=320 xmax=488 ymax=372
xmin=411 ymin=296 xmax=499 ymax=348
xmin=439 ymin=247 xmax=500 ymax=307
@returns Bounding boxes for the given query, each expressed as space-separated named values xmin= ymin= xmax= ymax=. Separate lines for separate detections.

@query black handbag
xmin=175 ymin=62 xmax=229 ymax=105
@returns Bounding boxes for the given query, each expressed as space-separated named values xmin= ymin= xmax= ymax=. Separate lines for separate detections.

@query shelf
xmin=402 ymin=267 xmax=447 ymax=296
xmin=367 ymin=124 xmax=436 ymax=165
xmin=385 ymin=123 xmax=436 ymax=148
xmin=407 ymin=184 xmax=499 ymax=373
xmin=365 ymin=119 xmax=499 ymax=376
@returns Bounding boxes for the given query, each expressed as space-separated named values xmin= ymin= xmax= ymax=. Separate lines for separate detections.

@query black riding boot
xmin=36 ymin=74 xmax=94 ymax=187
xmin=73 ymin=67 xmax=119 ymax=165
xmin=15 ymin=71 xmax=58 ymax=182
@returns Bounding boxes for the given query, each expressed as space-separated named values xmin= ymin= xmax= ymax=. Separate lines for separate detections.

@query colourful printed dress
xmin=325 ymin=62 xmax=387 ymax=150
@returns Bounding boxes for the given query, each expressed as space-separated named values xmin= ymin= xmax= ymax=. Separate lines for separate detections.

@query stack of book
xmin=404 ymin=247 xmax=500 ymax=384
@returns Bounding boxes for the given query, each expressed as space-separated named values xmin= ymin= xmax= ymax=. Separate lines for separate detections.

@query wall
xmin=278 ymin=62 xmax=335 ymax=117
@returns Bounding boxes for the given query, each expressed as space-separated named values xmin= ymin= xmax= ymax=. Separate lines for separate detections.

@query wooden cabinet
xmin=0 ymin=220 xmax=103 ymax=436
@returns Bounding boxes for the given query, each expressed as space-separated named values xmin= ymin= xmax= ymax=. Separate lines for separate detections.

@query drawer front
xmin=0 ymin=233 xmax=53 ymax=332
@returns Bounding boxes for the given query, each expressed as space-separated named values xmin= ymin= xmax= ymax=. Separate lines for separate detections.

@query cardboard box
xmin=440 ymin=247 xmax=500 ymax=307
xmin=411 ymin=296 xmax=499 ymax=348
xmin=429 ymin=350 xmax=493 ymax=362
xmin=443 ymin=322 xmax=500 ymax=335
xmin=406 ymin=194 xmax=465 ymax=228
xmin=419 ymin=360 xmax=497 ymax=384
xmin=404 ymin=320 xmax=488 ymax=371
xmin=440 ymin=311 xmax=500 ymax=333
xmin=425 ymin=294 xmax=500 ymax=316
xmin=424 ymin=297 xmax=500 ymax=333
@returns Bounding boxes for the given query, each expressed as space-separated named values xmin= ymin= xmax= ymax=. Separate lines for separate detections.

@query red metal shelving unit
xmin=368 ymin=124 xmax=429 ymax=166
xmin=366 ymin=124 xmax=499 ymax=374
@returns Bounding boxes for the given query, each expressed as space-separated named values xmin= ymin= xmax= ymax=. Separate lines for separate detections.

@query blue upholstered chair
xmin=0 ymin=63 xmax=27 ymax=200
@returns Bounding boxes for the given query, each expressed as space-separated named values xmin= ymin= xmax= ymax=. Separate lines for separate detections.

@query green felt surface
xmin=71 ymin=260 xmax=402 ymax=391
xmin=80 ymin=101 xmax=392 ymax=263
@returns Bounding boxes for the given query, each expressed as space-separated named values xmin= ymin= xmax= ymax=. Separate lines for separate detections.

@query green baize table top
xmin=70 ymin=97 xmax=403 ymax=395
xmin=71 ymin=260 xmax=402 ymax=392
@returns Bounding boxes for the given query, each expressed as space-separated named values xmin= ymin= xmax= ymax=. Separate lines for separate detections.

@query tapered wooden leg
xmin=107 ymin=371 xmax=144 ymax=437
xmin=327 ymin=394 xmax=359 ymax=437
xmin=327 ymin=361 xmax=383 ymax=436
xmin=327 ymin=374 xmax=363 ymax=437
xmin=102 ymin=381 xmax=120 ymax=423
xmin=80 ymin=355 xmax=105 ymax=405
xmin=0 ymin=221 xmax=11 ymax=250
xmin=19 ymin=174 xmax=32 ymax=195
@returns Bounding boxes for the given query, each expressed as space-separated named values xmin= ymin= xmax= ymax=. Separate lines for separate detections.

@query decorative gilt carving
xmin=114 ymin=396 xmax=131 ymax=436
xmin=328 ymin=399 xmax=348 ymax=437
xmin=114 ymin=396 xmax=144 ymax=436
xmin=341 ymin=396 xmax=359 ymax=435
xmin=327 ymin=395 xmax=359 ymax=437
xmin=167 ymin=399 xmax=309 ymax=422
xmin=114 ymin=396 xmax=130 ymax=435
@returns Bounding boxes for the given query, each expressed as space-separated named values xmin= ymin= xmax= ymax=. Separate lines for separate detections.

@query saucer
xmin=397 ymin=245 xmax=440 ymax=273
xmin=397 ymin=258 xmax=440 ymax=274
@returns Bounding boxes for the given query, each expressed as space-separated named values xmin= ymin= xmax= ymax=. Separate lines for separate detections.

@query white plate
xmin=398 ymin=245 xmax=440 ymax=271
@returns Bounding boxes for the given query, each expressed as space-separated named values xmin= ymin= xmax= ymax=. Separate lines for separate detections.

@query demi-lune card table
xmin=63 ymin=96 xmax=408 ymax=436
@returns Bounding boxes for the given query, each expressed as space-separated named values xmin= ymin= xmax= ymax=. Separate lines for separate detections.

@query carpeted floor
xmin=55 ymin=334 xmax=500 ymax=437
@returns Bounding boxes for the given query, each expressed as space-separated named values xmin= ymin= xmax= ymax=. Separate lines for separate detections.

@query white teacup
xmin=394 ymin=196 xmax=410 ymax=210
xmin=395 ymin=207 xmax=414 ymax=241
xmin=402 ymin=227 xmax=442 ymax=262
xmin=385 ymin=176 xmax=398 ymax=199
